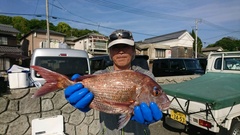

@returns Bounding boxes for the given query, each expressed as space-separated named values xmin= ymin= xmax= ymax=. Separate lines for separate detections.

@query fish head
xmin=137 ymin=78 xmax=170 ymax=111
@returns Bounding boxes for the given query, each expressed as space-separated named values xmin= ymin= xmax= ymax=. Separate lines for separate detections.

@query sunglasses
xmin=109 ymin=30 xmax=133 ymax=43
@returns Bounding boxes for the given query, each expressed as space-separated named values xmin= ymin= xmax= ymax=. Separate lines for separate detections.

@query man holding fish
xmin=64 ymin=29 xmax=168 ymax=135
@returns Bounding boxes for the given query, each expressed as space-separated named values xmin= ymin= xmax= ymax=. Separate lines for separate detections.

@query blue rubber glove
xmin=131 ymin=102 xmax=163 ymax=124
xmin=64 ymin=74 xmax=94 ymax=112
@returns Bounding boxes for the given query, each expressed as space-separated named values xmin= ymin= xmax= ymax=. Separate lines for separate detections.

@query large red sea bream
xmin=31 ymin=66 xmax=170 ymax=129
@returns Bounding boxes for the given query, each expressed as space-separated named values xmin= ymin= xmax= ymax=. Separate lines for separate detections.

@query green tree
xmin=56 ymin=22 xmax=71 ymax=36
xmin=207 ymin=37 xmax=240 ymax=51
xmin=29 ymin=19 xmax=45 ymax=30
xmin=0 ymin=15 xmax=101 ymax=40
xmin=191 ymin=30 xmax=203 ymax=53
xmin=12 ymin=16 xmax=30 ymax=40
xmin=28 ymin=19 xmax=56 ymax=31
xmin=0 ymin=15 xmax=12 ymax=25
xmin=12 ymin=16 xmax=30 ymax=34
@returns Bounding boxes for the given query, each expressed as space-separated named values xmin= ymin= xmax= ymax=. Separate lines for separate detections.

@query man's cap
xmin=108 ymin=29 xmax=134 ymax=48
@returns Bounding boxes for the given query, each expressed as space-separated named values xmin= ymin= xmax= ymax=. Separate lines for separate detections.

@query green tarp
xmin=162 ymin=72 xmax=240 ymax=110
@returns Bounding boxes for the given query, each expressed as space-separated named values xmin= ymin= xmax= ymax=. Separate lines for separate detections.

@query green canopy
xmin=162 ymin=72 xmax=240 ymax=110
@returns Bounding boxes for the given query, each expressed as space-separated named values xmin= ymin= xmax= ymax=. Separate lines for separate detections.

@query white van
xmin=30 ymin=48 xmax=90 ymax=85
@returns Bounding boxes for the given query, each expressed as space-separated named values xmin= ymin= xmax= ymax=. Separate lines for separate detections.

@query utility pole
xmin=195 ymin=19 xmax=201 ymax=58
xmin=46 ymin=0 xmax=50 ymax=48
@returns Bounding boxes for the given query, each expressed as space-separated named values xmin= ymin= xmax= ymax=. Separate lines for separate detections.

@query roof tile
xmin=0 ymin=24 xmax=20 ymax=33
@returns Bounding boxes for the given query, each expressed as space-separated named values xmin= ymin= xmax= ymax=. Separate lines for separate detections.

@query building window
xmin=184 ymin=47 xmax=188 ymax=54
xmin=84 ymin=41 xmax=87 ymax=49
xmin=142 ymin=49 xmax=148 ymax=55
xmin=0 ymin=58 xmax=3 ymax=70
xmin=0 ymin=37 xmax=8 ymax=45
xmin=155 ymin=49 xmax=165 ymax=58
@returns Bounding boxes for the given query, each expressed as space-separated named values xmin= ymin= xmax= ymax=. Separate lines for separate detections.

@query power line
xmin=1 ymin=12 xmax=238 ymax=42
xmin=85 ymin=0 xmax=195 ymax=21
xmin=85 ymin=0 xmax=239 ymax=34
xmin=204 ymin=31 xmax=240 ymax=41
xmin=0 ymin=12 xmax=157 ymax=37
xmin=34 ymin=0 xmax=40 ymax=15
xmin=52 ymin=0 xmax=97 ymax=24
xmin=201 ymin=19 xmax=238 ymax=33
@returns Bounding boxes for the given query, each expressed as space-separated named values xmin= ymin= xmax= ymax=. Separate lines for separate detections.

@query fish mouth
xmin=161 ymin=101 xmax=171 ymax=111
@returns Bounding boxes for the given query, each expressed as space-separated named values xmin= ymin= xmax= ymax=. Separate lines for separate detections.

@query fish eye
xmin=153 ymin=86 xmax=161 ymax=96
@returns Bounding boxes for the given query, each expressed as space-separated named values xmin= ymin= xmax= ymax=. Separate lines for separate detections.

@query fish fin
xmin=118 ymin=113 xmax=131 ymax=130
xmin=31 ymin=66 xmax=73 ymax=98
xmin=74 ymin=74 xmax=96 ymax=82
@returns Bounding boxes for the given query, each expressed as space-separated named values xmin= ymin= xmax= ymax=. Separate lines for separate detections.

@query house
xmin=137 ymin=30 xmax=194 ymax=60
xmin=65 ymin=36 xmax=78 ymax=48
xmin=202 ymin=46 xmax=223 ymax=55
xmin=72 ymin=33 xmax=146 ymax=58
xmin=21 ymin=29 xmax=66 ymax=57
xmin=0 ymin=24 xmax=25 ymax=71
xmin=73 ymin=33 xmax=108 ymax=57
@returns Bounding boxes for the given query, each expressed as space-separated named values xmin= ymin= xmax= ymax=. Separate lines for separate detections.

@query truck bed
xmin=162 ymin=72 xmax=240 ymax=110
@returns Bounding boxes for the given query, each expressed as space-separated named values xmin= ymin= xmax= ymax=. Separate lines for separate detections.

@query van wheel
xmin=229 ymin=121 xmax=240 ymax=135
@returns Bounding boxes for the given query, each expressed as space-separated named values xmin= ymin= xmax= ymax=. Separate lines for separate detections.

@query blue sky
xmin=1 ymin=0 xmax=240 ymax=47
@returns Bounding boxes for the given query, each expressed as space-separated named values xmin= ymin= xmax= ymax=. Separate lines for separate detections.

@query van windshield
xmin=35 ymin=57 xmax=89 ymax=78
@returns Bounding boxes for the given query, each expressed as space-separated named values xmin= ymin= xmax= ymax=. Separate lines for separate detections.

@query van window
xmin=170 ymin=59 xmax=184 ymax=70
xmin=91 ymin=60 xmax=102 ymax=72
xmin=184 ymin=59 xmax=202 ymax=70
xmin=132 ymin=56 xmax=149 ymax=70
xmin=197 ymin=58 xmax=207 ymax=72
xmin=90 ymin=58 xmax=111 ymax=73
xmin=152 ymin=60 xmax=169 ymax=77
xmin=152 ymin=58 xmax=204 ymax=77
xmin=35 ymin=57 xmax=89 ymax=78
xmin=159 ymin=60 xmax=168 ymax=69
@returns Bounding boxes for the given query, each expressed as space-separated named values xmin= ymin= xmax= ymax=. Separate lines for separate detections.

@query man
xmin=64 ymin=29 xmax=162 ymax=135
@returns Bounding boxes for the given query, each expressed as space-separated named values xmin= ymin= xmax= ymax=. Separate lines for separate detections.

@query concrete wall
xmin=155 ymin=75 xmax=200 ymax=84
xmin=0 ymin=75 xmax=200 ymax=135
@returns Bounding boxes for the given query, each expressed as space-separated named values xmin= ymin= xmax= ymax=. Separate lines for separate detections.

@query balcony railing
xmin=94 ymin=42 xmax=106 ymax=49
xmin=88 ymin=41 xmax=108 ymax=55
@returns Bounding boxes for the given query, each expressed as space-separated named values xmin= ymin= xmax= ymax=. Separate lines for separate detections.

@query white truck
xmin=162 ymin=51 xmax=240 ymax=135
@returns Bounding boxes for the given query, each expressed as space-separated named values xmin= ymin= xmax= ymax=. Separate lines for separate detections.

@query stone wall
xmin=0 ymin=88 xmax=99 ymax=135
xmin=0 ymin=75 xmax=200 ymax=135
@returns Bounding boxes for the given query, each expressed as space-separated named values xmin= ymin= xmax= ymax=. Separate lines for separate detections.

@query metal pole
xmin=194 ymin=19 xmax=202 ymax=58
xmin=195 ymin=19 xmax=198 ymax=58
xmin=46 ymin=0 xmax=50 ymax=48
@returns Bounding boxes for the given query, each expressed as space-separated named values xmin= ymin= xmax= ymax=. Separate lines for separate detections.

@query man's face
xmin=109 ymin=44 xmax=135 ymax=70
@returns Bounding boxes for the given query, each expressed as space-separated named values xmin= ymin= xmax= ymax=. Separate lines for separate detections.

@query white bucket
xmin=8 ymin=72 xmax=29 ymax=89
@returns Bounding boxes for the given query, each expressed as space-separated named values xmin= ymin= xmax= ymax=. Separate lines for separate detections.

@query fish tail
xmin=118 ymin=113 xmax=131 ymax=130
xmin=31 ymin=66 xmax=73 ymax=98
